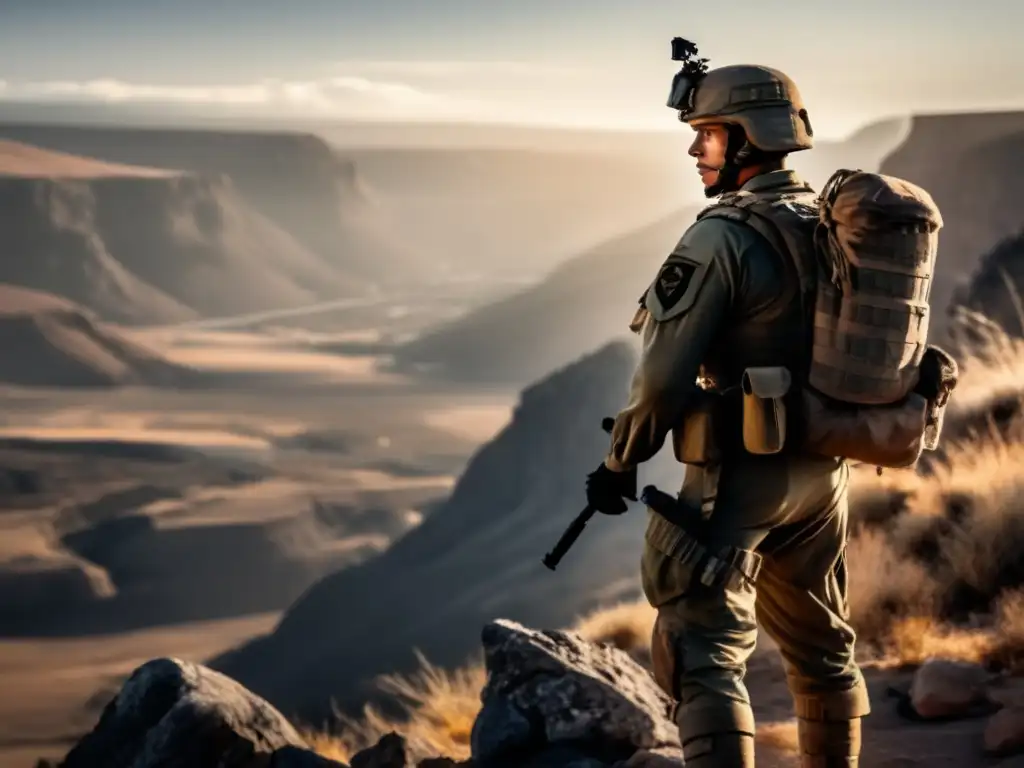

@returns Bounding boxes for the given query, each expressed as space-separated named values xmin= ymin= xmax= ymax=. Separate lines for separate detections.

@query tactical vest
xmin=696 ymin=169 xmax=957 ymax=469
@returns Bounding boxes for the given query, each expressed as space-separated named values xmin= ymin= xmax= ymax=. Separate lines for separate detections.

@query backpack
xmin=697 ymin=169 xmax=958 ymax=468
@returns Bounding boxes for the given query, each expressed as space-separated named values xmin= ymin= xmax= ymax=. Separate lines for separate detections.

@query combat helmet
xmin=667 ymin=38 xmax=814 ymax=154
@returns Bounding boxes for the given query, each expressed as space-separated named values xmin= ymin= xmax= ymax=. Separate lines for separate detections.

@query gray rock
xmin=271 ymin=745 xmax=349 ymax=767
xmin=910 ymin=658 xmax=990 ymax=720
xmin=470 ymin=620 xmax=678 ymax=764
xmin=617 ymin=746 xmax=685 ymax=767
xmin=350 ymin=733 xmax=413 ymax=768
xmin=470 ymin=693 xmax=538 ymax=759
xmin=61 ymin=657 xmax=309 ymax=768
xmin=509 ymin=743 xmax=614 ymax=768
xmin=985 ymin=705 xmax=1024 ymax=757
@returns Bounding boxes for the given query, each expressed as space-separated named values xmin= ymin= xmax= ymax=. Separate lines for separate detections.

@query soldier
xmin=583 ymin=60 xmax=871 ymax=767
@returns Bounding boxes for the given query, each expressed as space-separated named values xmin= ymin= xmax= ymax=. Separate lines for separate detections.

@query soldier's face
xmin=688 ymin=123 xmax=729 ymax=189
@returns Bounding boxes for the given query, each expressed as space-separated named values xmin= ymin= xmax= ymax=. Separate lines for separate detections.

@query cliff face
xmin=879 ymin=111 xmax=1024 ymax=329
xmin=958 ymin=231 xmax=1024 ymax=336
xmin=0 ymin=283 xmax=195 ymax=387
xmin=214 ymin=341 xmax=681 ymax=719
xmin=0 ymin=163 xmax=366 ymax=324
xmin=0 ymin=125 xmax=418 ymax=287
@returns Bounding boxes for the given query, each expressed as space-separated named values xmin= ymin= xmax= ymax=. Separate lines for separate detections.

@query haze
xmin=3 ymin=3 xmax=1024 ymax=767
xmin=1 ymin=0 xmax=1020 ymax=136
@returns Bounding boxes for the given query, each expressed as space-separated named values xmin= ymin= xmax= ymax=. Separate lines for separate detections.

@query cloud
xmin=0 ymin=75 xmax=477 ymax=119
xmin=21 ymin=79 xmax=270 ymax=104
xmin=328 ymin=60 xmax=584 ymax=79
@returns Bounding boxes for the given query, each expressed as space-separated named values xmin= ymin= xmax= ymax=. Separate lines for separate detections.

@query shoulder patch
xmin=644 ymin=250 xmax=711 ymax=321
xmin=644 ymin=216 xmax=746 ymax=321
xmin=654 ymin=259 xmax=697 ymax=309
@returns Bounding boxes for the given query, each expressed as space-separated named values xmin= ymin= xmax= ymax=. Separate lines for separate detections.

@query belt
xmin=642 ymin=485 xmax=763 ymax=591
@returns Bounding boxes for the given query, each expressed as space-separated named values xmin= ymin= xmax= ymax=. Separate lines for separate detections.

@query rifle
xmin=542 ymin=416 xmax=615 ymax=571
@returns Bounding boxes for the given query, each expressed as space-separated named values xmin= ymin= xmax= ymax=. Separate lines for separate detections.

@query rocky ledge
xmin=36 ymin=620 xmax=1024 ymax=768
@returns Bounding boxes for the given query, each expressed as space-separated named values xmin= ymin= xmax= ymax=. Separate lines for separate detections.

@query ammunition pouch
xmin=642 ymin=485 xmax=763 ymax=593
xmin=741 ymin=366 xmax=791 ymax=454
xmin=671 ymin=368 xmax=791 ymax=464
xmin=672 ymin=393 xmax=722 ymax=466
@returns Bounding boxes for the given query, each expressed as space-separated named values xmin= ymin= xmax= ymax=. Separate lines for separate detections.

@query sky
xmin=0 ymin=0 xmax=1020 ymax=139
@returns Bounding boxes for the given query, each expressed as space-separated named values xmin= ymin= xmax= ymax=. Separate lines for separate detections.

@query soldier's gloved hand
xmin=585 ymin=462 xmax=638 ymax=515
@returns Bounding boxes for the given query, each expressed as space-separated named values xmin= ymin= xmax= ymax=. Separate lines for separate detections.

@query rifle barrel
xmin=542 ymin=505 xmax=595 ymax=571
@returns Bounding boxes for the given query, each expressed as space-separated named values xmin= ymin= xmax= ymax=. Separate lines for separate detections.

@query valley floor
xmin=0 ymin=323 xmax=517 ymax=767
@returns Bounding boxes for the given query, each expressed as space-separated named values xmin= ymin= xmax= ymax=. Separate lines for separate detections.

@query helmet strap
xmin=703 ymin=125 xmax=751 ymax=198
xmin=703 ymin=125 xmax=782 ymax=198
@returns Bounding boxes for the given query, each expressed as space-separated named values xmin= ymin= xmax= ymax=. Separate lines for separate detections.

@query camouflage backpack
xmin=697 ymin=169 xmax=958 ymax=468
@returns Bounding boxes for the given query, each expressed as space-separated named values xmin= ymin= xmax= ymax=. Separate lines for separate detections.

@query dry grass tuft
xmin=304 ymin=652 xmax=486 ymax=763
xmin=301 ymin=728 xmax=355 ymax=764
xmin=845 ymin=527 xmax=938 ymax=645
xmin=845 ymin=427 xmax=1024 ymax=651
xmin=879 ymin=615 xmax=996 ymax=667
xmin=574 ymin=600 xmax=656 ymax=665
xmin=988 ymin=589 xmax=1024 ymax=673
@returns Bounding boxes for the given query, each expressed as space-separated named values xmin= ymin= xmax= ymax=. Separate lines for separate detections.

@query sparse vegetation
xmin=313 ymin=310 xmax=1024 ymax=762
xmin=303 ymin=652 xmax=486 ymax=763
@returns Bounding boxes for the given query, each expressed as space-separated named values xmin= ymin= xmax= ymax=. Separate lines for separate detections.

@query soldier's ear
xmin=798 ymin=109 xmax=813 ymax=137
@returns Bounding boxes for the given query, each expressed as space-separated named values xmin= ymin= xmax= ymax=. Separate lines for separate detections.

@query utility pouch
xmin=672 ymin=394 xmax=720 ymax=466
xmin=741 ymin=366 xmax=791 ymax=454
xmin=913 ymin=345 xmax=959 ymax=451
xmin=802 ymin=389 xmax=929 ymax=468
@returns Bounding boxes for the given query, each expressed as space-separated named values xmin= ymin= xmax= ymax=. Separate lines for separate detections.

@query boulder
xmin=60 ymin=657 xmax=313 ymax=768
xmin=55 ymin=621 xmax=686 ymax=768
xmin=470 ymin=619 xmax=678 ymax=765
xmin=616 ymin=747 xmax=685 ymax=767
xmin=271 ymin=745 xmax=348 ymax=767
xmin=909 ymin=658 xmax=990 ymax=720
xmin=349 ymin=733 xmax=414 ymax=768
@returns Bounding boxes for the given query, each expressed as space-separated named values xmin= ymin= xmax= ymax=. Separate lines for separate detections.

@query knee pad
xmin=793 ymin=685 xmax=871 ymax=722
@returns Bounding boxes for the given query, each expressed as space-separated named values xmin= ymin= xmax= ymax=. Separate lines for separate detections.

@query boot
xmin=796 ymin=716 xmax=861 ymax=767
xmin=793 ymin=687 xmax=870 ymax=768
xmin=676 ymin=699 xmax=756 ymax=768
